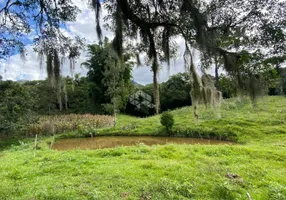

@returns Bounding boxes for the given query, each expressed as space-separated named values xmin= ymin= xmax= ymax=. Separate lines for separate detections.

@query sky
xmin=0 ymin=0 xmax=203 ymax=85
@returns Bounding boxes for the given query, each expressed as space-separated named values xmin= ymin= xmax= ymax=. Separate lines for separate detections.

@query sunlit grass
xmin=0 ymin=96 xmax=285 ymax=199
xmin=0 ymin=141 xmax=285 ymax=199
xmin=96 ymin=96 xmax=286 ymax=143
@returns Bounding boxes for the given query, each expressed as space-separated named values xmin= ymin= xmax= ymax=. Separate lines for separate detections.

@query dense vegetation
xmin=1 ymin=0 xmax=286 ymax=199
xmin=1 ymin=69 xmax=286 ymax=138
xmin=0 ymin=96 xmax=285 ymax=199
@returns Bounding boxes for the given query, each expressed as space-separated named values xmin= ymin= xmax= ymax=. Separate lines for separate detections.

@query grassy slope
xmin=97 ymin=96 xmax=286 ymax=143
xmin=0 ymin=96 xmax=285 ymax=200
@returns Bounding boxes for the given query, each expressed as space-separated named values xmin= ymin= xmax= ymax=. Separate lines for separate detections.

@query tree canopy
xmin=95 ymin=0 xmax=286 ymax=103
xmin=82 ymin=38 xmax=134 ymax=115
xmin=1 ymin=0 xmax=286 ymax=109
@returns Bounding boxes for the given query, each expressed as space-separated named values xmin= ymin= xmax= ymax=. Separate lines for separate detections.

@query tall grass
xmin=27 ymin=114 xmax=113 ymax=136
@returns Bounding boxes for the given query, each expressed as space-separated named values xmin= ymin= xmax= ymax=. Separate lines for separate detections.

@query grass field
xmin=93 ymin=96 xmax=286 ymax=143
xmin=0 ymin=96 xmax=285 ymax=199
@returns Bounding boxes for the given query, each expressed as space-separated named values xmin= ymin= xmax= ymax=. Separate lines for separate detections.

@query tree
xmin=0 ymin=81 xmax=38 ymax=137
xmin=1 ymin=0 xmax=286 ymax=111
xmin=100 ymin=0 xmax=179 ymax=114
xmin=0 ymin=0 xmax=81 ymax=58
xmin=64 ymin=76 xmax=98 ymax=114
xmin=82 ymin=43 xmax=108 ymax=108
xmin=160 ymin=112 xmax=174 ymax=135
xmin=23 ymin=80 xmax=58 ymax=115
xmin=95 ymin=0 xmax=286 ymax=109
xmin=218 ymin=75 xmax=237 ymax=99
xmin=23 ymin=77 xmax=101 ymax=115
xmin=1 ymin=0 xmax=84 ymax=101
xmin=102 ymin=49 xmax=133 ymax=126
xmin=160 ymin=73 xmax=192 ymax=111
xmin=82 ymin=39 xmax=133 ymax=118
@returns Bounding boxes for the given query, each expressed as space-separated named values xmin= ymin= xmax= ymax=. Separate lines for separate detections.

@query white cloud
xmin=0 ymin=45 xmax=89 ymax=81
xmin=0 ymin=45 xmax=45 ymax=81
xmin=0 ymin=1 xmax=198 ymax=85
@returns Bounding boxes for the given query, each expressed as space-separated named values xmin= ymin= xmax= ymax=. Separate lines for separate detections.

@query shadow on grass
xmin=0 ymin=138 xmax=20 ymax=151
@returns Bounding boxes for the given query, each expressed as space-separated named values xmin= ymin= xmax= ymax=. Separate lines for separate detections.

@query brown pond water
xmin=52 ymin=136 xmax=233 ymax=150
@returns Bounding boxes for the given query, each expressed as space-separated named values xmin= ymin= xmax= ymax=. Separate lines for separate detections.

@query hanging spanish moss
xmin=53 ymin=50 xmax=61 ymax=85
xmin=69 ymin=57 xmax=76 ymax=92
xmin=94 ymin=0 xmax=277 ymax=116
xmin=44 ymin=49 xmax=63 ymax=111
xmin=112 ymin=4 xmax=124 ymax=58
xmin=152 ymin=59 xmax=160 ymax=114
xmin=93 ymin=0 xmax=176 ymax=114
xmin=91 ymin=0 xmax=102 ymax=41
xmin=185 ymin=43 xmax=222 ymax=124
xmin=162 ymin=26 xmax=171 ymax=67
xmin=46 ymin=53 xmax=54 ymax=86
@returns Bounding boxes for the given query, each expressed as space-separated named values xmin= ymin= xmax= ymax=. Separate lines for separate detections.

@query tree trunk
xmin=153 ymin=67 xmax=160 ymax=114
xmin=214 ymin=54 xmax=219 ymax=89
xmin=57 ymin=84 xmax=63 ymax=112
xmin=57 ymin=93 xmax=62 ymax=112
xmin=113 ymin=98 xmax=117 ymax=127
xmin=63 ymin=80 xmax=68 ymax=110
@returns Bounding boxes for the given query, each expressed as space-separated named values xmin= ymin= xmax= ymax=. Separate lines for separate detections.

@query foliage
xmin=23 ymin=80 xmax=58 ymax=114
xmin=266 ymin=69 xmax=282 ymax=96
xmin=218 ymin=75 xmax=237 ymax=99
xmin=160 ymin=73 xmax=192 ymax=111
xmin=279 ymin=68 xmax=286 ymax=95
xmin=22 ymin=76 xmax=101 ymax=115
xmin=101 ymin=41 xmax=133 ymax=115
xmin=135 ymin=72 xmax=191 ymax=116
xmin=83 ymin=39 xmax=133 ymax=114
xmin=0 ymin=81 xmax=38 ymax=137
xmin=27 ymin=114 xmax=113 ymax=136
xmin=160 ymin=112 xmax=174 ymax=134
xmin=95 ymin=0 xmax=286 ymax=106
xmin=64 ymin=76 xmax=99 ymax=114
xmin=2 ymin=0 xmax=286 ymax=110
xmin=0 ymin=0 xmax=83 ymax=60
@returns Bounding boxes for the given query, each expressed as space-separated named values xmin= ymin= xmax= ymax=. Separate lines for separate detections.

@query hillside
xmin=95 ymin=96 xmax=286 ymax=143
xmin=0 ymin=96 xmax=285 ymax=199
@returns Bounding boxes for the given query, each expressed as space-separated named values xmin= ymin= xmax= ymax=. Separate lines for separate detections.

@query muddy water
xmin=52 ymin=136 xmax=233 ymax=150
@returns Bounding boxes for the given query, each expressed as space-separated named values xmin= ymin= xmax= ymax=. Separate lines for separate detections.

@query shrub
xmin=160 ymin=112 xmax=174 ymax=135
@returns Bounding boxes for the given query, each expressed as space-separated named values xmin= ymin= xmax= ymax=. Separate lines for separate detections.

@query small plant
xmin=160 ymin=111 xmax=174 ymax=135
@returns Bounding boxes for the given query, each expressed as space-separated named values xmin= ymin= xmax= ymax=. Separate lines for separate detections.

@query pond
xmin=52 ymin=136 xmax=233 ymax=150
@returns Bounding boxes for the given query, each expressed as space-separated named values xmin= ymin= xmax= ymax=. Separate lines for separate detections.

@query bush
xmin=160 ymin=112 xmax=174 ymax=135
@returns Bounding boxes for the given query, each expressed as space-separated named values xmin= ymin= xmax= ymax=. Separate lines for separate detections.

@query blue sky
xmin=0 ymin=0 xmax=202 ymax=84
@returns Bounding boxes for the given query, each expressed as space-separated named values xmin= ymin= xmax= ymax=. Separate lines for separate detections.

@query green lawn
xmin=95 ymin=96 xmax=286 ymax=143
xmin=0 ymin=96 xmax=285 ymax=199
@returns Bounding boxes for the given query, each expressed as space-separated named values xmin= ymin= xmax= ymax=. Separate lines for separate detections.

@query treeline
xmin=1 ymin=39 xmax=285 ymax=137
xmin=0 ymin=72 xmax=193 ymax=115
xmin=1 ymin=67 xmax=284 ymax=117
xmin=0 ymin=72 xmax=192 ymax=136
xmin=1 ymin=68 xmax=285 ymax=137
